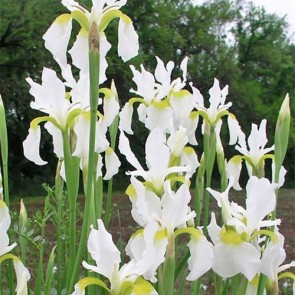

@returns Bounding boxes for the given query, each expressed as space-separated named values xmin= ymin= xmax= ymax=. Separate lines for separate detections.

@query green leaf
xmin=45 ymin=246 xmax=56 ymax=295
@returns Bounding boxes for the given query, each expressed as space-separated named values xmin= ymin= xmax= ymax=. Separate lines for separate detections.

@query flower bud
xmin=274 ymin=94 xmax=290 ymax=182
xmin=19 ymin=199 xmax=28 ymax=232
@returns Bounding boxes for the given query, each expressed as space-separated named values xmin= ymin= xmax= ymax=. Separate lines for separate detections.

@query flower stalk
xmin=70 ymin=21 xmax=100 ymax=292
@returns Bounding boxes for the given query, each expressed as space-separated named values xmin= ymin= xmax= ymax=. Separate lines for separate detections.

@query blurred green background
xmin=0 ymin=0 xmax=294 ymax=196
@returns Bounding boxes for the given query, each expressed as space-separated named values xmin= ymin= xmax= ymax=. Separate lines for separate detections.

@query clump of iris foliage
xmin=0 ymin=0 xmax=294 ymax=294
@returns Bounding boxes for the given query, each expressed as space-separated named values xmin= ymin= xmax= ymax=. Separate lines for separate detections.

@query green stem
xmin=62 ymin=132 xmax=79 ymax=287
xmin=256 ymin=274 xmax=267 ymax=295
xmin=105 ymin=177 xmax=113 ymax=227
xmin=95 ymin=175 xmax=104 ymax=219
xmin=221 ymin=278 xmax=230 ymax=295
xmin=194 ymin=155 xmax=205 ymax=226
xmin=231 ymin=274 xmax=241 ymax=294
xmin=105 ymin=114 xmax=119 ymax=227
xmin=160 ymin=234 xmax=175 ymax=295
xmin=191 ymin=280 xmax=201 ymax=295
xmin=54 ymin=161 xmax=64 ymax=292
xmin=203 ymin=126 xmax=216 ymax=235
xmin=217 ymin=151 xmax=227 ymax=192
xmin=69 ymin=22 xmax=100 ymax=293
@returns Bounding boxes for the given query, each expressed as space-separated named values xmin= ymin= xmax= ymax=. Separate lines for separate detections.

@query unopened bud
xmin=19 ymin=199 xmax=28 ymax=231
xmin=274 ymin=94 xmax=290 ymax=182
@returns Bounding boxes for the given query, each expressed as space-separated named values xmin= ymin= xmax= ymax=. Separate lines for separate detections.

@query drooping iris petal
xmin=167 ymin=127 xmax=188 ymax=157
xmin=119 ymin=102 xmax=134 ymax=134
xmin=186 ymin=234 xmax=213 ymax=281
xmin=226 ymin=156 xmax=243 ymax=191
xmin=180 ymin=147 xmax=200 ymax=179
xmin=119 ymin=130 xmax=143 ymax=171
xmin=145 ymin=104 xmax=173 ymax=133
xmin=128 ymin=177 xmax=161 ymax=227
xmin=227 ymin=115 xmax=242 ymax=146
xmin=245 ymin=177 xmax=277 ymax=232
xmin=104 ymin=148 xmax=121 ymax=180
xmin=169 ymin=92 xmax=195 ymax=128
xmin=69 ymin=30 xmax=89 ymax=74
xmin=99 ymin=33 xmax=112 ymax=84
xmin=82 ymin=219 xmax=121 ymax=280
xmin=103 ymin=91 xmax=120 ymax=127
xmin=118 ymin=15 xmax=139 ymax=62
xmin=207 ymin=214 xmax=221 ymax=245
xmin=13 ymin=259 xmax=31 ymax=295
xmin=43 ymin=14 xmax=72 ymax=70
xmin=69 ymin=31 xmax=111 ymax=84
xmin=259 ymin=231 xmax=286 ymax=281
xmin=212 ymin=242 xmax=260 ymax=281
xmin=44 ymin=122 xmax=64 ymax=159
xmin=23 ymin=126 xmax=47 ymax=166
xmin=145 ymin=128 xmax=168 ymax=171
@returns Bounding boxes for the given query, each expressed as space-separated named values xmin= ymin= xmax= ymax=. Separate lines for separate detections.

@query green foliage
xmin=0 ymin=0 xmax=294 ymax=191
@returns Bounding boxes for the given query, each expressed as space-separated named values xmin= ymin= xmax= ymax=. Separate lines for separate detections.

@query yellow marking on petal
xmin=79 ymin=27 xmax=88 ymax=37
xmin=71 ymin=10 xmax=89 ymax=31
xmin=55 ymin=13 xmax=72 ymax=24
xmin=65 ymin=92 xmax=71 ymax=100
xmin=167 ymin=175 xmax=187 ymax=185
xmin=155 ymin=229 xmax=167 ymax=240
xmin=121 ymin=14 xmax=132 ymax=24
xmin=228 ymin=112 xmax=237 ymax=120
xmin=67 ymin=109 xmax=83 ymax=129
xmin=189 ymin=111 xmax=199 ymax=120
xmin=119 ymin=281 xmax=134 ymax=295
xmin=125 ymin=184 xmax=136 ymax=198
xmin=129 ymin=97 xmax=146 ymax=106
xmin=133 ymin=277 xmax=155 ymax=294
xmin=230 ymin=155 xmax=244 ymax=164
xmin=130 ymin=228 xmax=144 ymax=239
xmin=175 ymin=227 xmax=202 ymax=241
xmin=278 ymin=272 xmax=295 ymax=281
xmin=105 ymin=147 xmax=113 ymax=155
xmin=184 ymin=146 xmax=195 ymax=155
xmin=249 ymin=274 xmax=260 ymax=286
xmin=213 ymin=110 xmax=230 ymax=125
xmin=0 ymin=253 xmax=19 ymax=264
xmin=151 ymin=99 xmax=170 ymax=109
xmin=99 ymin=10 xmax=122 ymax=32
xmin=220 ymin=228 xmax=243 ymax=245
xmin=196 ymin=110 xmax=211 ymax=124
xmin=97 ymin=111 xmax=104 ymax=120
xmin=250 ymin=229 xmax=279 ymax=244
xmin=77 ymin=277 xmax=110 ymax=292
xmin=100 ymin=88 xmax=113 ymax=100
xmin=0 ymin=199 xmax=6 ymax=208
xmin=30 ymin=116 xmax=61 ymax=130
xmin=170 ymin=89 xmax=191 ymax=98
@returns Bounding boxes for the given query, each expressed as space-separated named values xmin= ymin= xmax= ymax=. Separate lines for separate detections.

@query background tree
xmin=0 ymin=0 xmax=294 ymax=195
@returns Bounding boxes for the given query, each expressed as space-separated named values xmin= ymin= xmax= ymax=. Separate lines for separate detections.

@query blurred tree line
xmin=0 ymin=0 xmax=294 ymax=195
